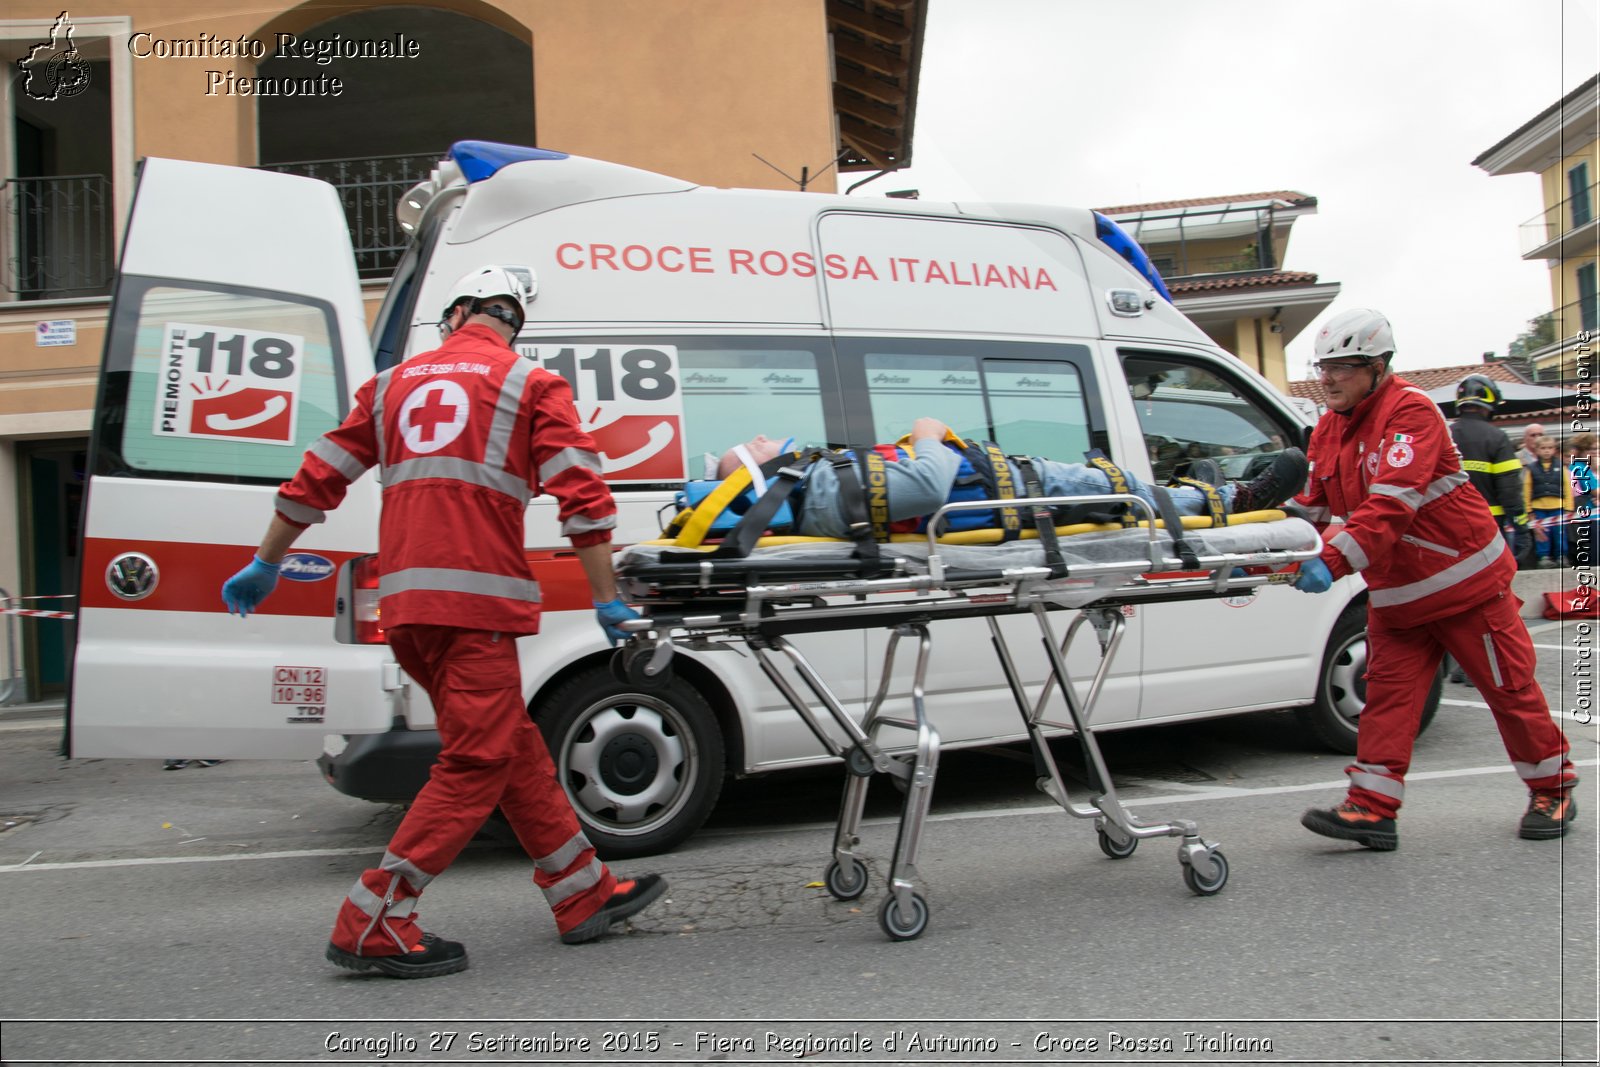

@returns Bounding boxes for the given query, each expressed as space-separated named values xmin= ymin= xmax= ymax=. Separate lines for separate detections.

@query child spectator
xmin=1568 ymin=433 xmax=1596 ymax=566
xmin=1524 ymin=435 xmax=1573 ymax=567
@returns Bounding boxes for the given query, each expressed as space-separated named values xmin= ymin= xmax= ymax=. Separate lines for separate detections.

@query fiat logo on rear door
xmin=106 ymin=552 xmax=159 ymax=601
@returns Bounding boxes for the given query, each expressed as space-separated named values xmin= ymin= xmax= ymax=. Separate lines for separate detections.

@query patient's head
xmin=717 ymin=434 xmax=789 ymax=478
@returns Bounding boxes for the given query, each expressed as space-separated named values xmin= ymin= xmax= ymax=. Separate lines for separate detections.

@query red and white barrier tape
xmin=1 ymin=595 xmax=76 ymax=620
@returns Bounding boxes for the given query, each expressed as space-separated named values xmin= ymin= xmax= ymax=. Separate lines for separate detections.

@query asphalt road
xmin=0 ymin=594 xmax=1595 ymax=1066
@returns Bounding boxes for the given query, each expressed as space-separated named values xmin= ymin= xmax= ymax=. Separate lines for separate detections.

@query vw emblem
xmin=106 ymin=553 xmax=159 ymax=601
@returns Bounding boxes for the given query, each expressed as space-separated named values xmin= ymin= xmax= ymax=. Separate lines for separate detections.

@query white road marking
xmin=5 ymin=758 xmax=1594 ymax=872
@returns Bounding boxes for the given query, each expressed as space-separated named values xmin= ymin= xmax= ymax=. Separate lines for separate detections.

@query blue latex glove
xmin=594 ymin=598 xmax=642 ymax=646
xmin=1293 ymin=557 xmax=1333 ymax=594
xmin=221 ymin=557 xmax=281 ymax=617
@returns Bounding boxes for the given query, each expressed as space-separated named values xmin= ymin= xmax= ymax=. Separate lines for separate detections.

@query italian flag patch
xmin=1392 ymin=433 xmax=1414 ymax=444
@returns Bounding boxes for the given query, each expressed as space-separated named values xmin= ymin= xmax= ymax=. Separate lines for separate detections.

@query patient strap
xmin=1172 ymin=476 xmax=1228 ymax=528
xmin=1012 ymin=455 xmax=1066 ymax=575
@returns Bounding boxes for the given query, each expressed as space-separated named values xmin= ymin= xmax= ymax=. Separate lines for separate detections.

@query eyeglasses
xmin=1315 ymin=360 xmax=1371 ymax=380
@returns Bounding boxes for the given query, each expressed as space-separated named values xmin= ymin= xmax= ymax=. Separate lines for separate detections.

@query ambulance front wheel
xmin=1298 ymin=601 xmax=1440 ymax=755
xmin=538 ymin=665 xmax=724 ymax=860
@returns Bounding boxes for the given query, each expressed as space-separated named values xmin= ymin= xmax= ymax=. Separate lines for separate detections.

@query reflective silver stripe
xmin=540 ymin=447 xmax=603 ymax=483
xmin=1348 ymin=765 xmax=1405 ymax=800
xmin=1401 ymin=534 xmax=1460 ymax=558
xmin=1331 ymin=530 xmax=1369 ymax=570
xmin=541 ymin=857 xmax=604 ymax=905
xmin=1482 ymin=632 xmax=1504 ymax=688
xmin=1370 ymin=534 xmax=1508 ymax=609
xmin=562 ymin=512 xmax=618 ymax=537
xmin=381 ymin=567 xmax=541 ymax=603
xmin=534 ymin=832 xmax=593 ymax=875
xmin=381 ymin=850 xmax=435 ymax=892
xmin=1302 ymin=505 xmax=1333 ymax=523
xmin=1514 ymin=754 xmax=1569 ymax=780
xmin=310 ymin=436 xmax=368 ymax=482
xmin=274 ymin=495 xmax=325 ymax=525
xmin=484 ymin=358 xmax=535 ymax=472
xmin=371 ymin=367 xmax=397 ymax=470
xmin=346 ymin=877 xmax=386 ymax=918
xmin=1369 ymin=471 xmax=1468 ymax=511
xmin=383 ymin=456 xmax=530 ymax=502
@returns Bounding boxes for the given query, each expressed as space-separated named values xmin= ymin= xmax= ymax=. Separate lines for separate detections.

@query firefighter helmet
xmin=1313 ymin=308 xmax=1395 ymax=366
xmin=1455 ymin=373 xmax=1502 ymax=412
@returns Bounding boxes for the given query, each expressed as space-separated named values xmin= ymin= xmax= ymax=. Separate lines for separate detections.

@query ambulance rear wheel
xmin=538 ymin=666 xmax=723 ymax=860
xmin=1298 ymin=602 xmax=1440 ymax=755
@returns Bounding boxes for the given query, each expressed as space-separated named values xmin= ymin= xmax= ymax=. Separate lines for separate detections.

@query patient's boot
xmin=1230 ymin=448 xmax=1308 ymax=513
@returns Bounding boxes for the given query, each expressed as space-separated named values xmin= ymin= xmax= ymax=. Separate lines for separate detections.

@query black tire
xmin=878 ymin=891 xmax=930 ymax=941
xmin=536 ymin=665 xmax=724 ymax=860
xmin=1182 ymin=849 xmax=1228 ymax=895
xmin=823 ymin=857 xmax=869 ymax=901
xmin=1096 ymin=824 xmax=1138 ymax=859
xmin=1296 ymin=602 xmax=1440 ymax=754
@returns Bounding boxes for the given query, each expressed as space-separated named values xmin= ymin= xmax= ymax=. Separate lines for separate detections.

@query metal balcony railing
xmin=1523 ymin=297 xmax=1599 ymax=366
xmin=2 ymin=174 xmax=114 ymax=300
xmin=258 ymin=151 xmax=443 ymax=278
xmin=1519 ymin=179 xmax=1599 ymax=256
xmin=1155 ymin=251 xmax=1277 ymax=279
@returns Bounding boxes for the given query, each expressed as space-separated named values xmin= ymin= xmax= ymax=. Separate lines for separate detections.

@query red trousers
xmin=329 ymin=625 xmax=615 ymax=955
xmin=1347 ymin=591 xmax=1577 ymax=819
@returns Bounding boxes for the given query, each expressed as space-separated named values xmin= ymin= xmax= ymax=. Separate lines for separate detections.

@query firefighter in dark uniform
xmin=1450 ymin=374 xmax=1525 ymax=553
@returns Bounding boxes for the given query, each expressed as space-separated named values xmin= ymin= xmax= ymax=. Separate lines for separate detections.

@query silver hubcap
xmin=1324 ymin=634 xmax=1368 ymax=728
xmin=559 ymin=696 xmax=696 ymax=837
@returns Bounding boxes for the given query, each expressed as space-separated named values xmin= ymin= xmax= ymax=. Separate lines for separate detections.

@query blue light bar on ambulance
xmin=1092 ymin=212 xmax=1173 ymax=303
xmin=449 ymin=140 xmax=570 ymax=183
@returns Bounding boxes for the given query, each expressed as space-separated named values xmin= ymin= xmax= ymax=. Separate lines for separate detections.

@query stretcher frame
xmin=615 ymin=492 xmax=1321 ymax=941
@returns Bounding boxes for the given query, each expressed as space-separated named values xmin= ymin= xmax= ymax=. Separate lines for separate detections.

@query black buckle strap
xmin=1012 ymin=455 xmax=1066 ymax=575
xmin=981 ymin=442 xmax=1023 ymax=541
xmin=833 ymin=450 xmax=881 ymax=567
xmin=1149 ymin=484 xmax=1200 ymax=569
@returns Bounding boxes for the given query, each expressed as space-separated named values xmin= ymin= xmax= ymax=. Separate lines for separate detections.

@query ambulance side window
xmin=96 ymin=278 xmax=346 ymax=483
xmin=678 ymin=346 xmax=830 ymax=473
xmin=1120 ymin=352 xmax=1296 ymax=484
xmin=845 ymin=342 xmax=1096 ymax=458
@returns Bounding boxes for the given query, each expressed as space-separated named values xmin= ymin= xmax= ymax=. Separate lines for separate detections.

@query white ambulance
xmin=70 ymin=142 xmax=1438 ymax=858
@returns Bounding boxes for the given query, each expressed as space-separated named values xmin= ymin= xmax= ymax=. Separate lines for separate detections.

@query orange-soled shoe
xmin=1301 ymin=801 xmax=1398 ymax=851
xmin=325 ymin=933 xmax=468 ymax=979
xmin=560 ymin=874 xmax=666 ymax=945
xmin=1520 ymin=789 xmax=1577 ymax=840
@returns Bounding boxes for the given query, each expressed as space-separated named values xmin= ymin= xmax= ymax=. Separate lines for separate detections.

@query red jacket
xmin=275 ymin=324 xmax=616 ymax=633
xmin=1297 ymin=373 xmax=1513 ymax=626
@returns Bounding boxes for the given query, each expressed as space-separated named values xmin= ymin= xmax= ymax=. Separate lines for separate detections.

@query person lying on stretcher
xmin=716 ymin=417 xmax=1309 ymax=539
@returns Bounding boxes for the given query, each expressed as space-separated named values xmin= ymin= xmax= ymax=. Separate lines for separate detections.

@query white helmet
xmin=442 ymin=265 xmax=534 ymax=332
xmin=1314 ymin=308 xmax=1395 ymax=365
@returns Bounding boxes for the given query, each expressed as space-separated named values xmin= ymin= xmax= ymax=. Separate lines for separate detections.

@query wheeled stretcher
xmin=613 ymin=492 xmax=1323 ymax=941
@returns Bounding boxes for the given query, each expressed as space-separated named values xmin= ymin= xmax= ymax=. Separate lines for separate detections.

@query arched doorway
xmin=255 ymin=6 xmax=535 ymax=276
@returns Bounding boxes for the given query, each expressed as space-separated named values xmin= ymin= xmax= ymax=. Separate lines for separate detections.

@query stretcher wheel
xmin=610 ymin=645 xmax=669 ymax=690
xmin=1182 ymin=849 xmax=1229 ymax=896
xmin=823 ymin=857 xmax=868 ymax=901
xmin=878 ymin=891 xmax=930 ymax=941
xmin=1097 ymin=824 xmax=1138 ymax=859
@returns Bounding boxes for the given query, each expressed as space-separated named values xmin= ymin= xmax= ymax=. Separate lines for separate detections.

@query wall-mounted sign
xmin=36 ymin=320 xmax=76 ymax=347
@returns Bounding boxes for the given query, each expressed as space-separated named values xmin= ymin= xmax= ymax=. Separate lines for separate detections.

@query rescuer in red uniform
xmin=1291 ymin=308 xmax=1577 ymax=849
xmin=221 ymin=266 xmax=665 ymax=978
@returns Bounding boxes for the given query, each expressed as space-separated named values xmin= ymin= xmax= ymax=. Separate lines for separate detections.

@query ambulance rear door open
xmin=70 ymin=158 xmax=393 ymax=759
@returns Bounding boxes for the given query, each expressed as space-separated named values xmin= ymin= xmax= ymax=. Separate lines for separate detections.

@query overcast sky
xmin=853 ymin=0 xmax=1599 ymax=379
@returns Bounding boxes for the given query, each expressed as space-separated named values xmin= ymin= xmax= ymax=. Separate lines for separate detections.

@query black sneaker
xmin=1301 ymin=801 xmax=1398 ymax=850
xmin=325 ymin=933 xmax=469 ymax=979
xmin=1231 ymin=448 xmax=1309 ymax=513
xmin=1519 ymin=788 xmax=1577 ymax=840
xmin=561 ymin=874 xmax=667 ymax=945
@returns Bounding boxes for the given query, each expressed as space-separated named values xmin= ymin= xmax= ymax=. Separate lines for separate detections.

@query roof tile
xmin=1289 ymin=363 xmax=1528 ymax=406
